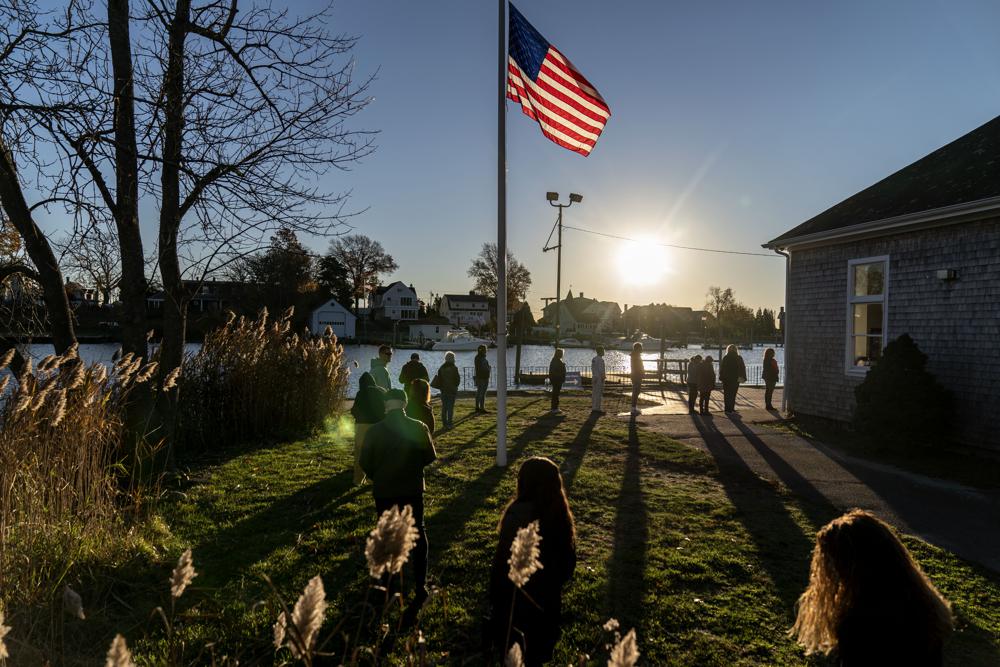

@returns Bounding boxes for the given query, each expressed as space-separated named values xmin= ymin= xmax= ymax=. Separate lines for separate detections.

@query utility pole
xmin=543 ymin=192 xmax=582 ymax=348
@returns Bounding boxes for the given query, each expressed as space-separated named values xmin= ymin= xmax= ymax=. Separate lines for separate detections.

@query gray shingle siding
xmin=787 ymin=217 xmax=1000 ymax=451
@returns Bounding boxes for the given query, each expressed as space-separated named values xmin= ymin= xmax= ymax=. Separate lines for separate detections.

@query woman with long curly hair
xmin=489 ymin=456 xmax=576 ymax=666
xmin=791 ymin=509 xmax=954 ymax=665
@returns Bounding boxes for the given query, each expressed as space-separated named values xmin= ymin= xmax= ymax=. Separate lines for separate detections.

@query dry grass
xmin=175 ymin=308 xmax=348 ymax=452
xmin=0 ymin=345 xmax=163 ymax=648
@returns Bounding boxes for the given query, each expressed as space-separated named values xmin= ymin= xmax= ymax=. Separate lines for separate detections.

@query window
xmin=402 ymin=309 xmax=417 ymax=320
xmin=846 ymin=256 xmax=888 ymax=373
xmin=401 ymin=297 xmax=413 ymax=306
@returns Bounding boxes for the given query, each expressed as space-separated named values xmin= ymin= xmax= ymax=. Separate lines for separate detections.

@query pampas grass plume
xmin=105 ymin=634 xmax=135 ymax=667
xmin=607 ymin=628 xmax=639 ymax=667
xmin=0 ymin=348 xmax=15 ymax=370
xmin=365 ymin=504 xmax=419 ymax=579
xmin=170 ymin=548 xmax=197 ymax=599
xmin=505 ymin=642 xmax=525 ymax=667
xmin=288 ymin=575 xmax=327 ymax=657
xmin=507 ymin=520 xmax=543 ymax=588
xmin=273 ymin=611 xmax=288 ymax=649
xmin=0 ymin=610 xmax=10 ymax=659
xmin=162 ymin=367 xmax=181 ymax=391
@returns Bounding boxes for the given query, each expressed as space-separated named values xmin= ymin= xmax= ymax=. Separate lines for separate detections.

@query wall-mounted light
xmin=935 ymin=269 xmax=959 ymax=281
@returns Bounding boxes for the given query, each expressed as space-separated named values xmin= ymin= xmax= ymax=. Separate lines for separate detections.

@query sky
xmin=31 ymin=0 xmax=1000 ymax=315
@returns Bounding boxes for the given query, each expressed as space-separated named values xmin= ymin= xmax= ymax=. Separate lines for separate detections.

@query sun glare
xmin=616 ymin=240 xmax=668 ymax=285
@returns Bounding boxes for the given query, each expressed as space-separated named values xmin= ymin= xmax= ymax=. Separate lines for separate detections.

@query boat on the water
xmin=608 ymin=333 xmax=666 ymax=351
xmin=431 ymin=329 xmax=492 ymax=351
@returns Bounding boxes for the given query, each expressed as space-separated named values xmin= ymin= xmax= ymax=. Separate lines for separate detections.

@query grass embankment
xmin=121 ymin=395 xmax=1000 ymax=664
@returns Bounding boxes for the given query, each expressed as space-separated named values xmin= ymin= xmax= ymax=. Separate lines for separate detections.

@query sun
xmin=616 ymin=240 xmax=668 ymax=285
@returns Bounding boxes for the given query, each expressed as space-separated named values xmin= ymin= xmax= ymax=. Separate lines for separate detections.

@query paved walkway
xmin=622 ymin=387 xmax=1000 ymax=573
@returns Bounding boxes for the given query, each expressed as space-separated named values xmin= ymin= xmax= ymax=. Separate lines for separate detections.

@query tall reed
xmin=0 ymin=346 xmax=159 ymax=610
xmin=175 ymin=308 xmax=348 ymax=452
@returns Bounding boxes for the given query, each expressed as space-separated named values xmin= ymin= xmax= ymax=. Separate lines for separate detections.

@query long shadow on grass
xmin=605 ymin=419 xmax=649 ymax=629
xmin=433 ymin=398 xmax=547 ymax=466
xmin=428 ymin=407 xmax=565 ymax=555
xmin=691 ymin=415 xmax=818 ymax=610
xmin=561 ymin=411 xmax=600 ymax=491
xmin=187 ymin=469 xmax=365 ymax=588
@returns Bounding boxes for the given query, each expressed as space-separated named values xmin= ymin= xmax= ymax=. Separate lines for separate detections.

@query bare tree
xmin=57 ymin=224 xmax=122 ymax=306
xmin=136 ymin=0 xmax=376 ymax=376
xmin=468 ymin=242 xmax=532 ymax=309
xmin=0 ymin=0 xmax=98 ymax=355
xmin=328 ymin=235 xmax=398 ymax=310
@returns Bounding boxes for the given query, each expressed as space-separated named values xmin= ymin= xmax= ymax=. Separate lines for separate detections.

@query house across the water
xmin=765 ymin=114 xmax=1000 ymax=452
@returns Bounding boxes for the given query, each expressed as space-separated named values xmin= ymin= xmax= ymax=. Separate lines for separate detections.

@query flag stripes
xmin=507 ymin=4 xmax=610 ymax=156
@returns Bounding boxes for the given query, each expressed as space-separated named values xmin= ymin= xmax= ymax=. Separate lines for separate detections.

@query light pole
xmin=543 ymin=192 xmax=582 ymax=347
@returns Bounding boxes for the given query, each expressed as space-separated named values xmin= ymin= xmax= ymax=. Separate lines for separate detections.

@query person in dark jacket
xmin=350 ymin=372 xmax=385 ymax=484
xmin=399 ymin=352 xmax=430 ymax=388
xmin=719 ymin=344 xmax=747 ymax=413
xmin=687 ymin=354 xmax=703 ymax=414
xmin=629 ymin=342 xmax=644 ymax=416
xmin=791 ymin=509 xmax=954 ymax=667
xmin=405 ymin=378 xmax=436 ymax=434
xmin=361 ymin=389 xmax=437 ymax=601
xmin=490 ymin=457 xmax=576 ymax=666
xmin=432 ymin=352 xmax=461 ymax=429
xmin=474 ymin=344 xmax=491 ymax=412
xmin=762 ymin=347 xmax=779 ymax=410
xmin=548 ymin=348 xmax=567 ymax=414
xmin=697 ymin=355 xmax=716 ymax=415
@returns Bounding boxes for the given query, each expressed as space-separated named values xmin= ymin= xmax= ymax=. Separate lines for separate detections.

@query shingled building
xmin=765 ymin=115 xmax=1000 ymax=452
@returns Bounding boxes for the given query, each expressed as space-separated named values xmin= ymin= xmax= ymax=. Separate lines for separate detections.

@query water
xmin=25 ymin=342 xmax=785 ymax=395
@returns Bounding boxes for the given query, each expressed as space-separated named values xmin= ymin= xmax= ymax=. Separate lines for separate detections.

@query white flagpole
xmin=496 ymin=0 xmax=508 ymax=467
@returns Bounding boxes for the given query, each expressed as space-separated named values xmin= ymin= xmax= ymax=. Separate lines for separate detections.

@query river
xmin=25 ymin=341 xmax=785 ymax=395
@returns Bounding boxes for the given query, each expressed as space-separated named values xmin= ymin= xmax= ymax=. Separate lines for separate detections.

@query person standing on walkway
xmin=697 ymin=355 xmax=716 ymax=415
xmin=350 ymin=371 xmax=385 ymax=485
xmin=489 ymin=456 xmax=576 ymax=666
xmin=719 ymin=344 xmax=747 ymax=413
xmin=474 ymin=344 xmax=491 ymax=413
xmin=399 ymin=352 xmax=429 ymax=388
xmin=630 ymin=342 xmax=644 ymax=416
xmin=405 ymin=378 xmax=436 ymax=434
xmin=791 ymin=509 xmax=954 ymax=666
xmin=361 ymin=388 xmax=437 ymax=604
xmin=431 ymin=351 xmax=461 ymax=429
xmin=762 ymin=347 xmax=779 ymax=410
xmin=591 ymin=345 xmax=606 ymax=414
xmin=548 ymin=348 xmax=566 ymax=415
xmin=687 ymin=354 xmax=703 ymax=414
xmin=370 ymin=344 xmax=393 ymax=390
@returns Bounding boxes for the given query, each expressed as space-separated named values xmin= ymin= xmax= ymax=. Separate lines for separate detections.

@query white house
xmin=309 ymin=299 xmax=357 ymax=339
xmin=370 ymin=281 xmax=419 ymax=321
xmin=441 ymin=292 xmax=490 ymax=328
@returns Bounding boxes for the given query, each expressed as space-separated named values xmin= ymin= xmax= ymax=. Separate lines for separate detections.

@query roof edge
xmin=763 ymin=194 xmax=1000 ymax=250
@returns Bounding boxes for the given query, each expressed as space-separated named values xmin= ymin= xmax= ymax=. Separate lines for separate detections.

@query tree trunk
xmin=156 ymin=0 xmax=192 ymax=468
xmin=0 ymin=143 xmax=76 ymax=354
xmin=108 ymin=0 xmax=150 ymax=360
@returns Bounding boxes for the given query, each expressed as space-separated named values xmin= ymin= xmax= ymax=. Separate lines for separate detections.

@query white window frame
xmin=845 ymin=255 xmax=889 ymax=376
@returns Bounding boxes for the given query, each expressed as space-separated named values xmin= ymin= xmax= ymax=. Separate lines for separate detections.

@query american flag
xmin=506 ymin=3 xmax=610 ymax=157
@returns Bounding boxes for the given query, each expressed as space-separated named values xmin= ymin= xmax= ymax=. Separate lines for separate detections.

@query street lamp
xmin=543 ymin=192 xmax=582 ymax=347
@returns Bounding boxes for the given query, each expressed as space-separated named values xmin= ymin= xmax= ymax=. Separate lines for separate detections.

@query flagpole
xmin=496 ymin=0 xmax=508 ymax=467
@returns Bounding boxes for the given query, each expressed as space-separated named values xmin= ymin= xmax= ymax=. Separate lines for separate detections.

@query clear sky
xmin=33 ymin=0 xmax=1000 ymax=315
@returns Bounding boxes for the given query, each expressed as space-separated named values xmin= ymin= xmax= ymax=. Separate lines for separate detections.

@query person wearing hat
xmin=360 ymin=388 xmax=437 ymax=602
xmin=399 ymin=352 xmax=430 ymax=388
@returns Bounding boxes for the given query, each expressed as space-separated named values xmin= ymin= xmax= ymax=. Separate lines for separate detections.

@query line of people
xmin=683 ymin=344 xmax=781 ymax=415
xmin=352 ymin=344 xmax=953 ymax=666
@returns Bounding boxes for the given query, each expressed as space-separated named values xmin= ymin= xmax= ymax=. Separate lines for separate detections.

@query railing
xmin=459 ymin=361 xmax=784 ymax=390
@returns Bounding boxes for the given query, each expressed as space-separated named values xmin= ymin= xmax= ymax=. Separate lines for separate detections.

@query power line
xmin=562 ymin=224 xmax=781 ymax=258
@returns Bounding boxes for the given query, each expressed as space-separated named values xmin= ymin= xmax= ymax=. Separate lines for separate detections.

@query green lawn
xmin=113 ymin=395 xmax=1000 ymax=665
